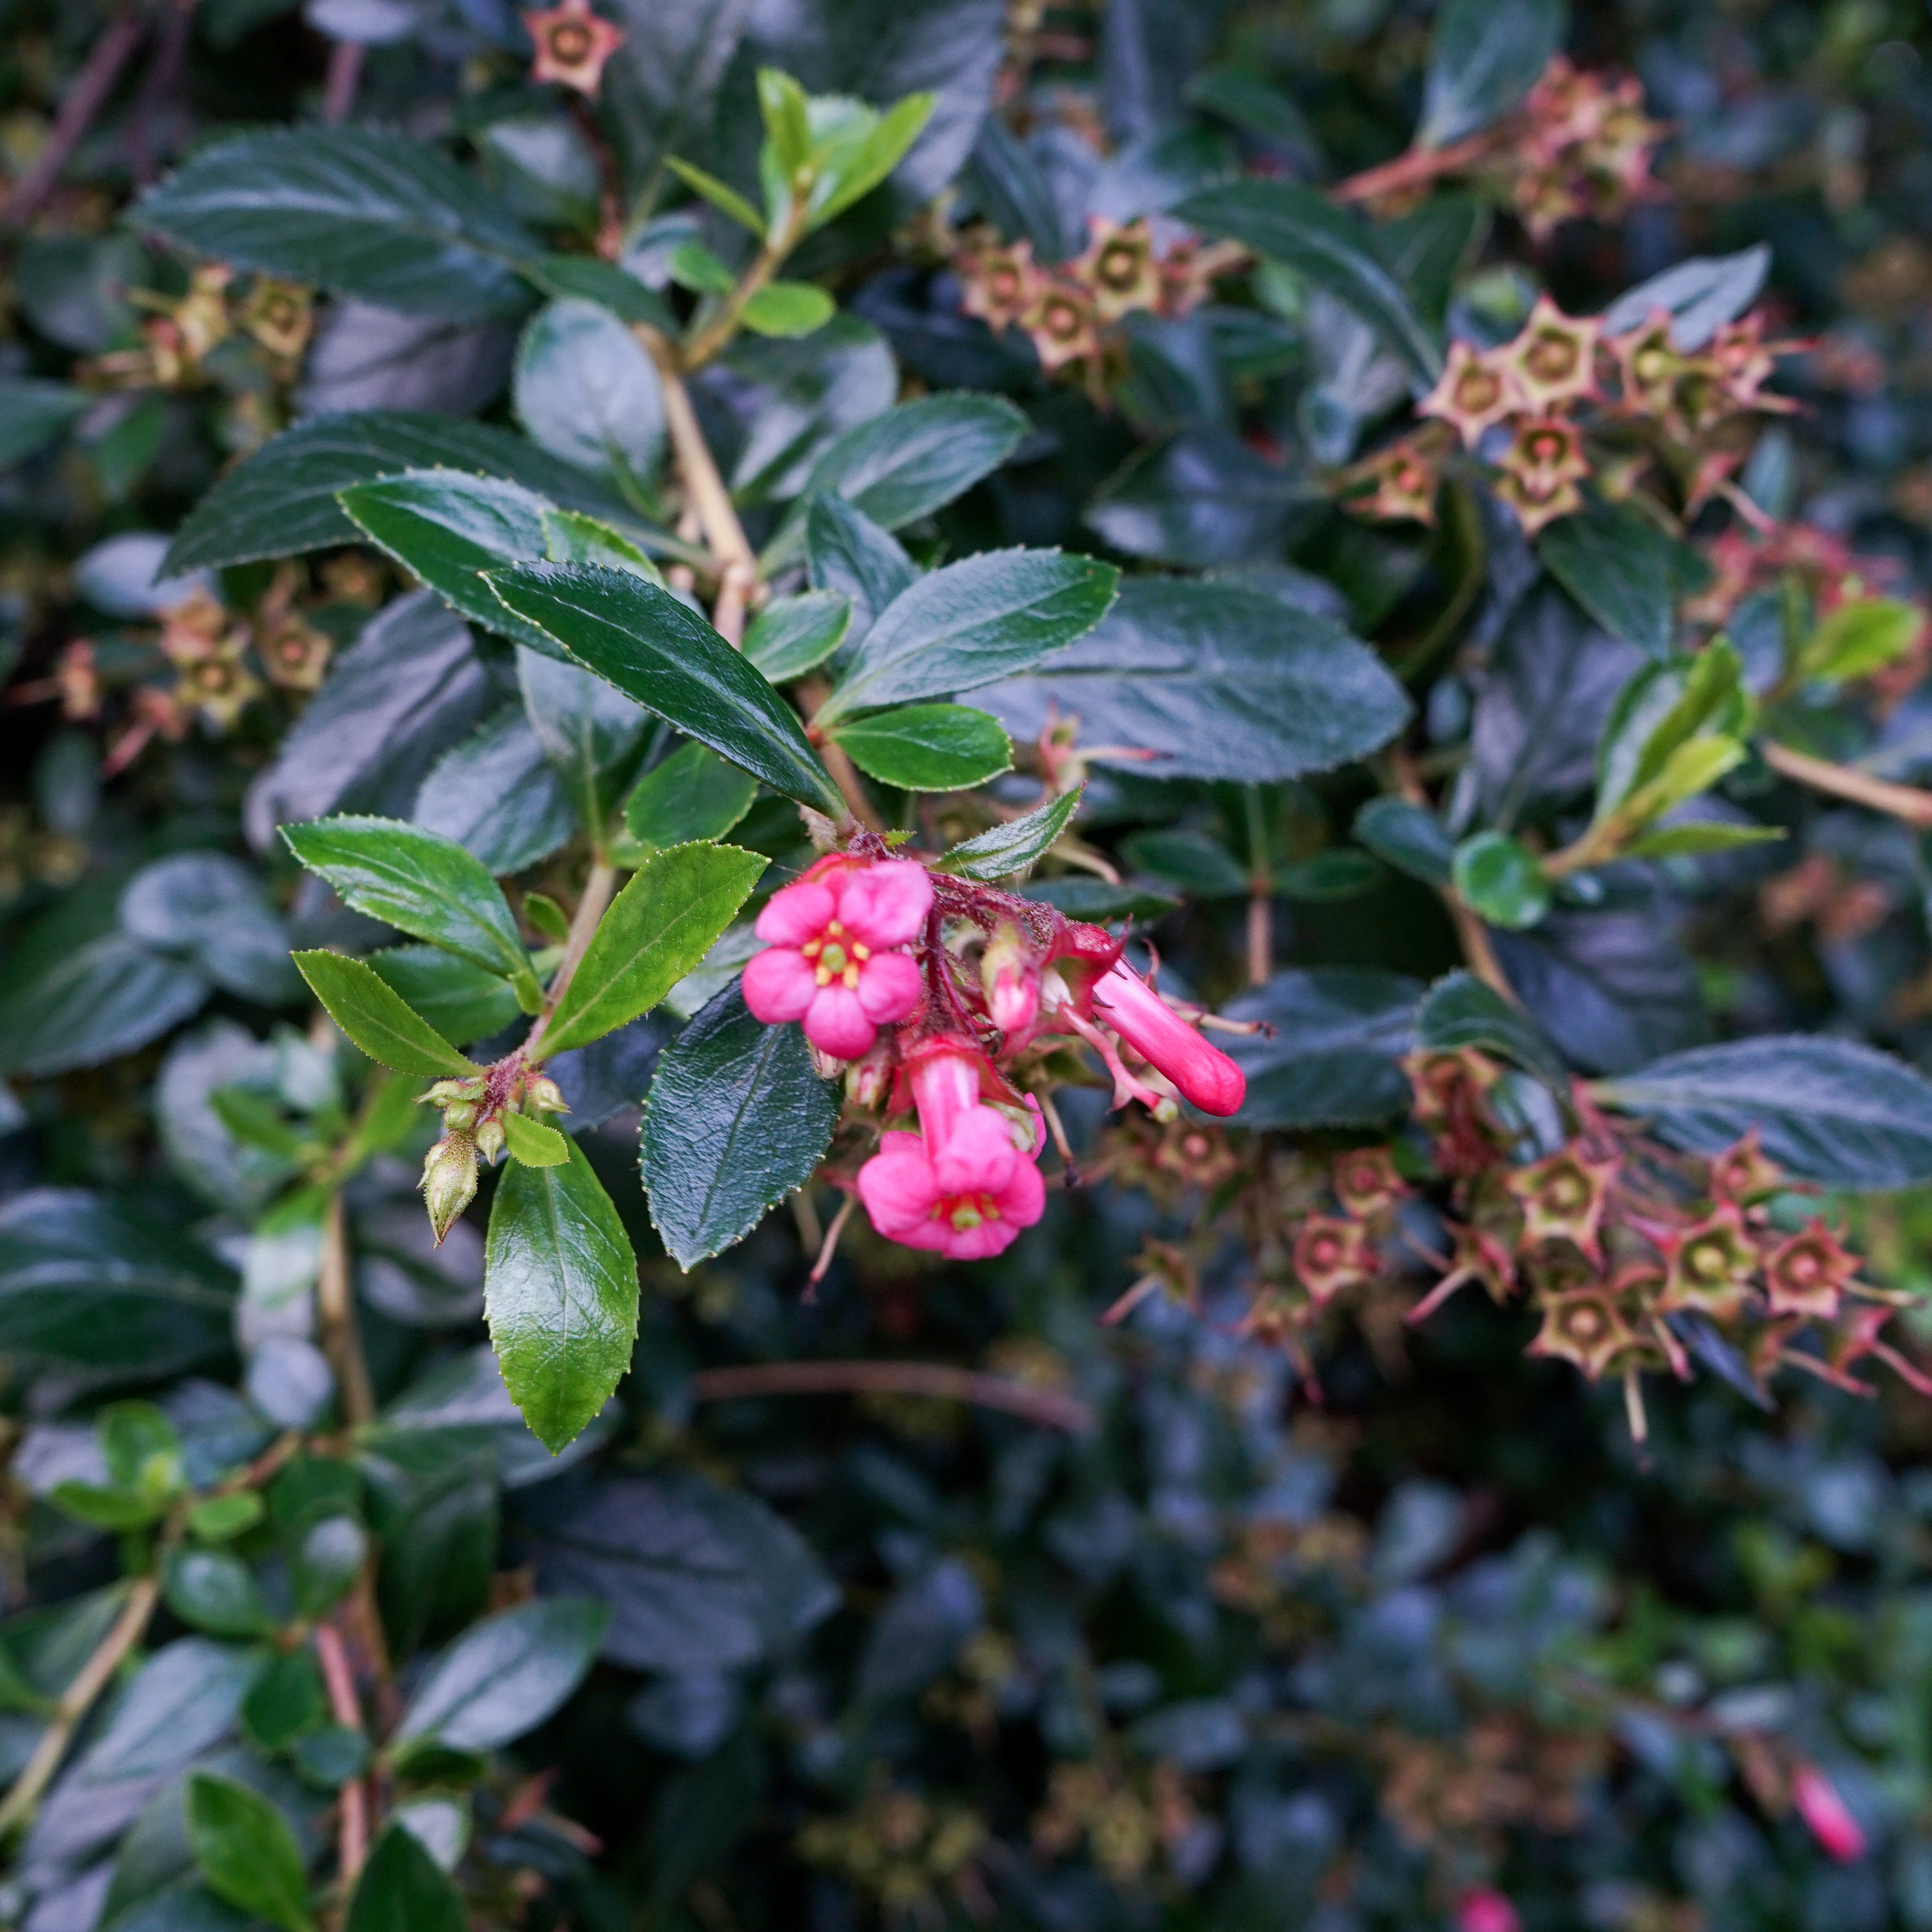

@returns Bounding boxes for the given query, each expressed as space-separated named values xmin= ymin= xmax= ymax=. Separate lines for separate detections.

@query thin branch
xmin=523 ymin=858 xmax=618 ymax=1061
xmin=690 ymin=1361 xmax=1095 ymax=1433
xmin=313 ymin=1623 xmax=370 ymax=1883
xmin=1387 ymin=748 xmax=1521 ymax=1003
xmin=0 ymin=1573 xmax=162 ymax=1841
xmin=316 ymin=1191 xmax=375 ymax=1431
xmin=2 ymin=12 xmax=147 ymax=228
xmin=1331 ymin=131 xmax=1492 ymax=205
xmin=1243 ymin=784 xmax=1272 ymax=987
xmin=679 ymin=224 xmax=798 ymax=372
xmin=1761 ymin=739 xmax=1932 ymax=829
xmin=321 ymin=39 xmax=363 ymax=124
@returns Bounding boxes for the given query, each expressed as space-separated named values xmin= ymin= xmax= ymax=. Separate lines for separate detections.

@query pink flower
xmin=855 ymin=1044 xmax=1046 ymax=1260
xmin=1792 ymin=1763 xmax=1866 ymax=1862
xmin=1088 ymin=959 xmax=1246 ymax=1117
xmin=1455 ymin=1893 xmax=1520 ymax=1932
xmin=741 ymin=857 xmax=931 ymax=1059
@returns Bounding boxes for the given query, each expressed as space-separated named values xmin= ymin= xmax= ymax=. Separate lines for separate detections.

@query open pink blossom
xmin=1792 ymin=1763 xmax=1866 ymax=1862
xmin=741 ymin=857 xmax=931 ymax=1059
xmin=1089 ymin=958 xmax=1246 ymax=1117
xmin=856 ymin=1043 xmax=1046 ymax=1259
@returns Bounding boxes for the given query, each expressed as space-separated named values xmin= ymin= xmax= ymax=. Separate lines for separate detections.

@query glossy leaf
xmin=1451 ymin=831 xmax=1551 ymax=930
xmin=504 ymin=1112 xmax=569 ymax=1165
xmin=934 ymin=786 xmax=1083 ymax=880
xmin=487 ymin=562 xmax=846 ymax=815
xmin=544 ymin=843 xmax=766 ymax=1055
xmin=292 ymin=953 xmax=479 ymax=1076
xmin=804 ymin=494 xmax=917 ymax=637
xmin=395 ymin=1596 xmax=608 ymax=1747
xmin=741 ymin=281 xmax=836 ymax=337
xmin=742 ymin=590 xmax=851 ymax=681
xmin=1601 ymin=245 xmax=1770 ymax=350
xmin=831 ymin=703 xmax=1014 ymax=790
xmin=817 ymin=548 xmax=1119 ymax=722
xmin=1539 ymin=495 xmax=1697 ymax=661
xmin=366 ymin=945 xmax=524 ymax=1046
xmin=640 ymin=982 xmax=838 ymax=1269
xmin=1353 ymin=796 xmax=1454 ymax=886
xmin=138 ymin=127 xmax=536 ymax=319
xmin=622 ymin=743 xmax=760 ymax=852
xmin=1420 ymin=0 xmax=1568 ymax=146
xmin=484 ymin=1142 xmax=639 ymax=1450
xmin=282 ymin=816 xmax=537 ymax=996
xmin=346 ymin=1824 xmax=468 ymax=1932
xmin=1415 ymin=969 xmax=1570 ymax=1091
xmin=185 ymin=1772 xmax=314 ymax=1932
xmin=516 ymin=643 xmax=652 ymax=838
xmin=0 ymin=377 xmax=90 ymax=468
xmin=513 ymin=298 xmax=665 ymax=482
xmin=1220 ymin=969 xmax=1421 ymax=1128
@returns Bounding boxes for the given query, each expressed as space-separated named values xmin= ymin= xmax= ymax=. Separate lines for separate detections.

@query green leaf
xmin=542 ymin=506 xmax=661 ymax=576
xmin=163 ymin=410 xmax=647 ymax=575
xmin=1795 ymin=596 xmax=1924 ymax=683
xmin=0 ymin=377 xmax=91 ymax=468
xmin=934 ymin=786 xmax=1083 ymax=880
xmin=346 ymin=1824 xmax=468 ymax=1932
xmin=831 ymin=703 xmax=1013 ymax=791
xmin=1420 ymin=0 xmax=1569 ymax=147
xmin=1539 ymin=495 xmax=1697 ymax=662
xmin=294 ymin=951 xmax=482 ymax=1076
xmin=189 ymin=1492 xmax=265 ymax=1542
xmin=622 ymin=743 xmax=760 ymax=853
xmin=1353 ymin=797 xmax=1454 ymax=886
xmin=1220 ymin=969 xmax=1421 ymax=1128
xmin=1451 ymin=831 xmax=1550 ymax=930
xmin=483 ymin=1142 xmax=639 ymax=1450
xmin=545 ymin=842 xmax=766 ymax=1055
xmin=818 ymin=548 xmax=1119 ymax=723
xmin=805 ymin=495 xmax=916 ymax=635
xmin=1595 ymin=1036 xmax=1932 ymax=1188
xmin=742 ymin=281 xmax=835 ymax=337
xmin=487 ymin=562 xmax=846 ymax=817
xmin=981 ymin=580 xmax=1412 ymax=783
xmin=1415 ymin=969 xmax=1570 ymax=1092
xmin=366 ymin=945 xmax=524 ymax=1047
xmin=762 ymin=394 xmax=1029 ymax=570
xmin=51 ymin=1481 xmax=164 ymax=1530
xmin=282 ymin=817 xmax=537 ymax=998
xmin=164 ymin=1551 xmax=274 ymax=1638
xmin=514 ymin=299 xmax=666 ymax=483
xmin=1594 ymin=642 xmax=1750 ymax=826
xmin=504 ymin=1113 xmax=570 ymax=1165
xmin=640 ymin=982 xmax=838 ymax=1269
xmin=1620 ymin=820 xmax=1786 ymax=858
xmin=810 ymin=90 xmax=936 ymax=226
xmin=668 ymin=240 xmax=738 ymax=294
xmin=1123 ymin=827 xmax=1249 ymax=898
xmin=757 ymin=68 xmax=813 ymax=174
xmin=185 ymin=1772 xmax=314 ymax=1932
xmin=743 ymin=590 xmax=852 ymax=681
xmin=138 ymin=128 xmax=536 ymax=320
xmin=525 ymin=251 xmax=677 ymax=328
xmin=1602 ymin=245 xmax=1770 ymax=350
xmin=338 ymin=469 xmax=560 ymax=655
xmin=395 ymin=1596 xmax=608 ymax=1749
xmin=517 ymin=643 xmax=651 ymax=841
xmin=1179 ymin=180 xmax=1442 ymax=383
xmin=664 ymin=155 xmax=767 ymax=236
xmin=243 ymin=1649 xmax=327 ymax=1752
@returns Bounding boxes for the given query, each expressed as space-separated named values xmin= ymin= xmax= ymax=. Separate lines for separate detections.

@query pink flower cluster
xmin=739 ymin=847 xmax=1247 ymax=1262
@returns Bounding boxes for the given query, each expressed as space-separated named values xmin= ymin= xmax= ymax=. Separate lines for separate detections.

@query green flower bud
xmin=475 ymin=1115 xmax=506 ymax=1162
xmin=527 ymin=1075 xmax=567 ymax=1113
xmin=422 ymin=1134 xmax=478 ymax=1245
xmin=442 ymin=1100 xmax=477 ymax=1132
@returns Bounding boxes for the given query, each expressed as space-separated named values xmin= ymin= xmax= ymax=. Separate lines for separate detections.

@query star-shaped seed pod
xmin=1333 ymin=1146 xmax=1410 ymax=1222
xmin=1345 ymin=433 xmax=1443 ymax=526
xmin=1504 ymin=1144 xmax=1620 ymax=1264
xmin=1657 ymin=1203 xmax=1759 ymax=1320
xmin=1493 ymin=414 xmax=1591 ymax=534
xmin=522 ymin=0 xmax=625 ymax=95
xmin=1021 ymin=279 xmax=1101 ymax=372
xmin=1074 ymin=218 xmax=1162 ymax=323
xmin=1527 ymin=1283 xmax=1640 ymax=1381
xmin=958 ymin=236 xmax=1042 ymax=334
xmin=1761 ymin=1218 xmax=1861 ymax=1319
xmin=1294 ymin=1214 xmax=1379 ymax=1305
xmin=1501 ymin=297 xmax=1602 ymax=413
xmin=1419 ymin=341 xmax=1522 ymax=448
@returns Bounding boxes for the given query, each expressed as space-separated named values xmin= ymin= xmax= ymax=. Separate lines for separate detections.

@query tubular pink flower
xmin=1455 ymin=1892 xmax=1521 ymax=1932
xmin=741 ymin=858 xmax=931 ymax=1060
xmin=857 ymin=1116 xmax=1046 ymax=1261
xmin=1792 ymin=1763 xmax=1866 ymax=1862
xmin=1089 ymin=960 xmax=1246 ymax=1117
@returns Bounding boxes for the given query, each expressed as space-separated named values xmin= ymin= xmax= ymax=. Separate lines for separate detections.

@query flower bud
xmin=1792 ymin=1763 xmax=1866 ymax=1863
xmin=475 ymin=1115 xmax=506 ymax=1162
xmin=424 ymin=1077 xmax=482 ymax=1105
xmin=1088 ymin=960 xmax=1245 ymax=1117
xmin=422 ymin=1134 xmax=478 ymax=1245
xmin=527 ymin=1075 xmax=567 ymax=1113
xmin=845 ymin=1043 xmax=894 ymax=1111
xmin=981 ymin=922 xmax=1039 ymax=1042
xmin=442 ymin=1100 xmax=477 ymax=1132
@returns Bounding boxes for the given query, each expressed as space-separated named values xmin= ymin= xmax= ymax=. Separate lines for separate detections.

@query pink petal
xmin=740 ymin=947 xmax=816 ymax=1023
xmin=837 ymin=859 xmax=932 ymax=949
xmin=858 ymin=1135 xmax=944 ymax=1243
xmin=992 ymin=1153 xmax=1046 ymax=1231
xmin=854 ymin=949 xmax=922 ymax=1025
xmin=939 ymin=1215 xmax=1025 ymax=1261
xmin=930 ymin=1105 xmax=1018 ymax=1197
xmin=754 ymin=878 xmax=834 ymax=946
xmin=803 ymin=984 xmax=877 ymax=1059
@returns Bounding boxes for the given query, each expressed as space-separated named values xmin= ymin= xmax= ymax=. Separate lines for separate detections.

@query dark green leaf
xmin=120 ymin=853 xmax=301 ymax=1005
xmin=517 ymin=644 xmax=651 ymax=838
xmin=164 ymin=412 xmax=644 ymax=576
xmin=1451 ymin=831 xmax=1550 ymax=929
xmin=1595 ymin=1036 xmax=1932 ymax=1188
xmin=243 ymin=1649 xmax=327 ymax=1752
xmin=819 ymin=549 xmax=1119 ymax=722
xmin=525 ymin=252 xmax=677 ymax=329
xmin=526 ymin=1470 xmax=838 ymax=1671
xmin=639 ymin=982 xmax=838 ymax=1269
xmin=982 ymin=580 xmax=1411 ymax=783
xmin=138 ymin=128 xmax=536 ymax=320
xmin=1221 ymin=969 xmax=1421 ymax=1128
xmin=1420 ymin=0 xmax=1568 ymax=146
xmin=0 ymin=377 xmax=91 ymax=468
xmin=1353 ymin=797 xmax=1454 ymax=885
xmin=345 ymin=1824 xmax=467 ymax=1932
xmin=185 ymin=1772 xmax=313 ymax=1932
xmin=1179 ymin=180 xmax=1441 ymax=382
xmin=804 ymin=495 xmax=916 ymax=637
xmin=292 ymin=1517 xmax=370 ymax=1618
xmin=484 ymin=1143 xmax=639 ymax=1450
xmin=71 ymin=1637 xmax=258 ymax=1783
xmin=393 ymin=1596 xmax=607 ymax=1748
xmin=513 ymin=299 xmax=665 ymax=481
xmin=762 ymin=394 xmax=1029 ymax=569
xmin=413 ymin=706 xmax=579 ymax=875
xmin=487 ymin=563 xmax=845 ymax=816
xmin=831 ymin=703 xmax=1013 ymax=790
xmin=164 ymin=1553 xmax=274 ymax=1640
xmin=935 ymin=787 xmax=1083 ymax=880
xmin=282 ymin=816 xmax=536 ymax=995
xmin=1122 ymin=827 xmax=1249 ymax=898
xmin=544 ymin=842 xmax=766 ymax=1054
xmin=622 ymin=743 xmax=760 ymax=852
xmin=1020 ymin=876 xmax=1179 ymax=920
xmin=741 ymin=591 xmax=851 ymax=681
xmin=1415 ymin=969 xmax=1570 ymax=1090
xmin=1539 ymin=495 xmax=1694 ymax=661
xmin=366 ymin=946 xmax=524 ymax=1047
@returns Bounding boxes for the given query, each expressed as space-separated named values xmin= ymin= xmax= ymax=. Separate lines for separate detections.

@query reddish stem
xmin=3 ymin=12 xmax=147 ymax=228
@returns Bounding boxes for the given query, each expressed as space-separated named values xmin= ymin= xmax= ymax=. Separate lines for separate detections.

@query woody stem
xmin=1761 ymin=739 xmax=1932 ymax=829
xmin=689 ymin=1360 xmax=1092 ymax=1432
xmin=524 ymin=859 xmax=619 ymax=1063
xmin=316 ymin=1191 xmax=375 ymax=1430
xmin=1331 ymin=131 xmax=1492 ymax=204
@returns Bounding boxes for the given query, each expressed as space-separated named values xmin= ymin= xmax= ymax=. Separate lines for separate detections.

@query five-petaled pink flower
xmin=741 ymin=857 xmax=931 ymax=1060
xmin=1090 ymin=958 xmax=1246 ymax=1117
xmin=1792 ymin=1762 xmax=1866 ymax=1862
xmin=856 ymin=1045 xmax=1046 ymax=1260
